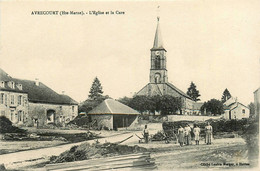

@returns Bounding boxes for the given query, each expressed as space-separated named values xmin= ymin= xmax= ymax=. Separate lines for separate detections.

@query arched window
xmin=155 ymin=56 xmax=160 ymax=69
xmin=154 ymin=73 xmax=161 ymax=83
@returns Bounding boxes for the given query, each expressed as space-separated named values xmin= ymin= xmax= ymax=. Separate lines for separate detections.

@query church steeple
xmin=151 ymin=17 xmax=166 ymax=51
xmin=150 ymin=17 xmax=168 ymax=84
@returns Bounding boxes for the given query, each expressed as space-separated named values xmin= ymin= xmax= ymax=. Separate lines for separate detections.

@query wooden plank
xmin=54 ymin=158 xmax=155 ymax=171
xmin=47 ymin=156 xmax=150 ymax=171
xmin=46 ymin=153 xmax=151 ymax=170
xmin=46 ymin=152 xmax=148 ymax=169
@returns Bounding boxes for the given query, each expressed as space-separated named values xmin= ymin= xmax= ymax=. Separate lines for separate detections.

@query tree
xmin=200 ymin=99 xmax=224 ymax=116
xmin=187 ymin=82 xmax=201 ymax=102
xmin=128 ymin=96 xmax=150 ymax=114
xmin=127 ymin=95 xmax=182 ymax=115
xmin=221 ymin=88 xmax=231 ymax=103
xmin=79 ymin=77 xmax=109 ymax=114
xmin=157 ymin=95 xmax=182 ymax=115
xmin=88 ymin=77 xmax=103 ymax=100
xmin=79 ymin=95 xmax=110 ymax=113
xmin=117 ymin=96 xmax=133 ymax=107
xmin=248 ymin=102 xmax=255 ymax=118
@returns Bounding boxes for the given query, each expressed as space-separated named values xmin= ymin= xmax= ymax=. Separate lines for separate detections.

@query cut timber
xmin=45 ymin=152 xmax=155 ymax=171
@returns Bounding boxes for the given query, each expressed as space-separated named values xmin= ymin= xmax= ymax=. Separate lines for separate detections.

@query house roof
xmin=88 ymin=99 xmax=140 ymax=115
xmin=0 ymin=68 xmax=78 ymax=105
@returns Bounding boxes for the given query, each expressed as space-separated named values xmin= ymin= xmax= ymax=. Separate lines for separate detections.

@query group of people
xmin=177 ymin=122 xmax=213 ymax=147
xmin=142 ymin=122 xmax=213 ymax=146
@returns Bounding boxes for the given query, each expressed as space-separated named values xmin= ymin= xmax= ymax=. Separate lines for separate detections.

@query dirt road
xmin=139 ymin=138 xmax=251 ymax=170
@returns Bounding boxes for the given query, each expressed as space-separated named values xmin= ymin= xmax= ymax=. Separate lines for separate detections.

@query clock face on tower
xmin=155 ymin=51 xmax=160 ymax=55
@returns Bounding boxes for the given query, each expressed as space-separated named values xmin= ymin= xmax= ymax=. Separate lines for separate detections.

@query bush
xmin=67 ymin=115 xmax=90 ymax=127
xmin=162 ymin=118 xmax=250 ymax=136
xmin=0 ymin=116 xmax=26 ymax=134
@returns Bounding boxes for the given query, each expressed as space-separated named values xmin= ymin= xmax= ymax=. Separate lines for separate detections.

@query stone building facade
xmin=0 ymin=68 xmax=78 ymax=127
xmin=223 ymin=97 xmax=249 ymax=120
xmin=136 ymin=17 xmax=198 ymax=115
xmin=254 ymin=87 xmax=260 ymax=117
xmin=0 ymin=82 xmax=29 ymax=125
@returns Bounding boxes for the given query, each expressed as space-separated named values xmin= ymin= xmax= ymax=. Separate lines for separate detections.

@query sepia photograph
xmin=0 ymin=0 xmax=259 ymax=170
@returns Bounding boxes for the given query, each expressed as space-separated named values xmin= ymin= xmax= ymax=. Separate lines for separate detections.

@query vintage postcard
xmin=0 ymin=0 xmax=259 ymax=170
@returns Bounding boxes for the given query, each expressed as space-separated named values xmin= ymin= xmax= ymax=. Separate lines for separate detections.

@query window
xmin=0 ymin=93 xmax=4 ymax=104
xmin=18 ymin=95 xmax=22 ymax=105
xmin=72 ymin=106 xmax=75 ymax=112
xmin=4 ymin=94 xmax=7 ymax=105
xmin=11 ymin=95 xmax=14 ymax=105
xmin=18 ymin=111 xmax=22 ymax=122
xmin=0 ymin=81 xmax=4 ymax=88
xmin=155 ymin=56 xmax=161 ymax=69
xmin=9 ymin=81 xmax=15 ymax=89
xmin=242 ymin=109 xmax=245 ymax=114
xmin=18 ymin=84 xmax=22 ymax=90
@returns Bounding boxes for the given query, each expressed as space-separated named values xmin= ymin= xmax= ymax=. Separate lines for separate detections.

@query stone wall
xmin=27 ymin=102 xmax=78 ymax=127
xmin=167 ymin=115 xmax=223 ymax=122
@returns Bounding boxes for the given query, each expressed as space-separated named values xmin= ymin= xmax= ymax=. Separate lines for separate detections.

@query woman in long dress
xmin=205 ymin=122 xmax=213 ymax=145
xmin=193 ymin=124 xmax=201 ymax=145
xmin=178 ymin=125 xmax=184 ymax=147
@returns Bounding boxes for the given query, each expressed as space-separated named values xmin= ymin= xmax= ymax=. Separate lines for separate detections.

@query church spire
xmin=151 ymin=16 xmax=165 ymax=51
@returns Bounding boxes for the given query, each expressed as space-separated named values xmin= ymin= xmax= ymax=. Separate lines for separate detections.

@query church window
xmin=155 ymin=56 xmax=160 ymax=69
xmin=155 ymin=73 xmax=161 ymax=83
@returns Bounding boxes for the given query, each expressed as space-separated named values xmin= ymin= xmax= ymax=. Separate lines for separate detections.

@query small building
xmin=88 ymin=99 xmax=140 ymax=130
xmin=223 ymin=97 xmax=249 ymax=120
xmin=192 ymin=102 xmax=203 ymax=115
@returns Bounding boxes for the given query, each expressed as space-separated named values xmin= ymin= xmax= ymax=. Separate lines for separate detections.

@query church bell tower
xmin=150 ymin=17 xmax=168 ymax=84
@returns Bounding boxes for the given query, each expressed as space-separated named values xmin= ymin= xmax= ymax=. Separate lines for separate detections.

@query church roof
xmin=0 ymin=68 xmax=78 ymax=105
xmin=88 ymin=99 xmax=140 ymax=115
xmin=151 ymin=17 xmax=166 ymax=51
xmin=166 ymin=82 xmax=192 ymax=100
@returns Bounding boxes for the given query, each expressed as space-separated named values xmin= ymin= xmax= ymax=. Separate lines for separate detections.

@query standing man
xmin=205 ymin=122 xmax=213 ymax=145
xmin=193 ymin=124 xmax=201 ymax=145
xmin=143 ymin=125 xmax=149 ymax=143
xmin=184 ymin=124 xmax=191 ymax=145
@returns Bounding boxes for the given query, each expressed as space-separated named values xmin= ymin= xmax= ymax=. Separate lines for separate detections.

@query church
xmin=136 ymin=17 xmax=197 ymax=115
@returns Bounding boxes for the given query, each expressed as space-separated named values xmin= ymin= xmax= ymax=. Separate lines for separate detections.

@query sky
xmin=0 ymin=0 xmax=259 ymax=105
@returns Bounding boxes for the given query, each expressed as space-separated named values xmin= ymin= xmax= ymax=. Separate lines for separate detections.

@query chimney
xmin=62 ymin=91 xmax=65 ymax=95
xmin=35 ymin=78 xmax=40 ymax=86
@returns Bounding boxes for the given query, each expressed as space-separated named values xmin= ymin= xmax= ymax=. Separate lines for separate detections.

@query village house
xmin=223 ymin=97 xmax=249 ymax=120
xmin=0 ymin=68 xmax=78 ymax=127
xmin=136 ymin=17 xmax=200 ymax=115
